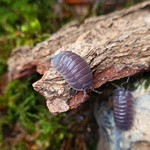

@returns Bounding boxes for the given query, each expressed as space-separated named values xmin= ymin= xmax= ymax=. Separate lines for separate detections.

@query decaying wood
xmin=8 ymin=1 xmax=150 ymax=114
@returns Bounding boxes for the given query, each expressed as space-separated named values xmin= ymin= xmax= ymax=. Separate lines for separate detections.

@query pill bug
xmin=51 ymin=51 xmax=100 ymax=96
xmin=113 ymin=85 xmax=134 ymax=131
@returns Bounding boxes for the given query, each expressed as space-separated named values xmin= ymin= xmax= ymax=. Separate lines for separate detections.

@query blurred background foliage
xmin=0 ymin=0 xmax=147 ymax=149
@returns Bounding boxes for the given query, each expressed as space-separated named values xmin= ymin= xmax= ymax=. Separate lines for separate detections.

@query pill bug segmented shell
xmin=113 ymin=87 xmax=134 ymax=131
xmin=51 ymin=51 xmax=93 ymax=93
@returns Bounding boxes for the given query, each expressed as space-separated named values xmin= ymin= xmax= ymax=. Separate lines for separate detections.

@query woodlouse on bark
xmin=51 ymin=51 xmax=100 ymax=96
xmin=113 ymin=83 xmax=134 ymax=131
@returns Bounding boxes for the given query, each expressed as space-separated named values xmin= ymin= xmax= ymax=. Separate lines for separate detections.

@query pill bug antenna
xmin=91 ymin=88 xmax=102 ymax=94
xmin=83 ymin=88 xmax=102 ymax=99
xmin=110 ymin=76 xmax=130 ymax=89
xmin=121 ymin=76 xmax=130 ymax=89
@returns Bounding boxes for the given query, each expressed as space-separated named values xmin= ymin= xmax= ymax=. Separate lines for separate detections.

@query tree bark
xmin=8 ymin=1 xmax=150 ymax=114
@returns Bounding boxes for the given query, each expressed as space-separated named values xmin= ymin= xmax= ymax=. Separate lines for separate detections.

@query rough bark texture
xmin=8 ymin=1 xmax=150 ymax=114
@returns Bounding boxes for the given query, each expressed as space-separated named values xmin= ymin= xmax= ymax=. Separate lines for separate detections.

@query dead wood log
xmin=8 ymin=1 xmax=150 ymax=114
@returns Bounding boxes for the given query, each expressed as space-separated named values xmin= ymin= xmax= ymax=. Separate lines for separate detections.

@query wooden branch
xmin=8 ymin=1 xmax=150 ymax=114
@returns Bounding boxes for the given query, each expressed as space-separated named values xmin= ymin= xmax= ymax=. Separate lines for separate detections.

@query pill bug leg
xmin=83 ymin=89 xmax=88 ymax=97
xmin=121 ymin=76 xmax=130 ymax=88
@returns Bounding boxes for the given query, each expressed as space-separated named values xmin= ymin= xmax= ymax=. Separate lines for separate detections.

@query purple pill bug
xmin=51 ymin=51 xmax=100 ymax=96
xmin=113 ymin=87 xmax=134 ymax=131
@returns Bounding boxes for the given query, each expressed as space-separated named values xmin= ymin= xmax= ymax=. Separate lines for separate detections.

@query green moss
xmin=0 ymin=75 xmax=71 ymax=149
xmin=0 ymin=0 xmax=73 ymax=148
xmin=0 ymin=59 xmax=7 ymax=77
xmin=0 ymin=0 xmax=61 ymax=62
